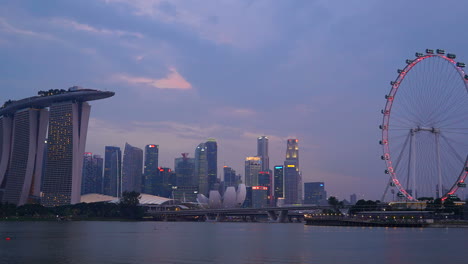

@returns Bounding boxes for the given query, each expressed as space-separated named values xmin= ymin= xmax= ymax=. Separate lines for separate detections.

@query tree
xmin=119 ymin=191 xmax=144 ymax=219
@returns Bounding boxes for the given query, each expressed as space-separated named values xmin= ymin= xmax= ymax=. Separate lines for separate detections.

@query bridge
xmin=146 ymin=205 xmax=343 ymax=223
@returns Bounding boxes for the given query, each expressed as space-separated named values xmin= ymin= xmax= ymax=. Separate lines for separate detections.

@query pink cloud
xmin=115 ymin=67 xmax=192 ymax=89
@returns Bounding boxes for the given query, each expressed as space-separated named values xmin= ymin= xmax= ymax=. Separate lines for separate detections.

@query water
xmin=0 ymin=221 xmax=466 ymax=264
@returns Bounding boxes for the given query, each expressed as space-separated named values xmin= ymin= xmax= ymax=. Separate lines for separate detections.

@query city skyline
xmin=2 ymin=0 xmax=468 ymax=200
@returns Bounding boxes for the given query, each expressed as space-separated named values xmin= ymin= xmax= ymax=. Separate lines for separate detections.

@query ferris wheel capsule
xmin=447 ymin=53 xmax=456 ymax=59
xmin=426 ymin=49 xmax=434 ymax=54
xmin=436 ymin=49 xmax=445 ymax=54
xmin=415 ymin=52 xmax=424 ymax=57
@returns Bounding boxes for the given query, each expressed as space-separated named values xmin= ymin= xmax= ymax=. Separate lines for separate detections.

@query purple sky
xmin=1 ymin=0 xmax=468 ymax=200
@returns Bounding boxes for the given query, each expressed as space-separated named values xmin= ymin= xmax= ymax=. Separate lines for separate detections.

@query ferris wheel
xmin=381 ymin=49 xmax=468 ymax=201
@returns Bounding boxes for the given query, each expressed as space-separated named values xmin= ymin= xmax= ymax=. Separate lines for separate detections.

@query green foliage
xmin=119 ymin=191 xmax=144 ymax=219
xmin=349 ymin=199 xmax=380 ymax=214
xmin=0 ymin=202 xmax=17 ymax=217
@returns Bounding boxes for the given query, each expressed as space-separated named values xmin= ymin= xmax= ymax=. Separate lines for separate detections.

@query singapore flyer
xmin=381 ymin=49 xmax=468 ymax=201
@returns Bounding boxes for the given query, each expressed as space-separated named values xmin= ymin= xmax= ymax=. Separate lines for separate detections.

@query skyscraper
xmin=122 ymin=143 xmax=143 ymax=193
xmin=174 ymin=153 xmax=195 ymax=187
xmin=273 ymin=165 xmax=284 ymax=202
xmin=41 ymin=102 xmax=90 ymax=207
xmin=1 ymin=109 xmax=48 ymax=205
xmin=195 ymin=143 xmax=208 ymax=196
xmin=257 ymin=136 xmax=269 ymax=172
xmin=0 ymin=87 xmax=113 ymax=206
xmin=304 ymin=182 xmax=327 ymax=205
xmin=245 ymin=157 xmax=262 ymax=186
xmin=205 ymin=138 xmax=217 ymax=191
xmin=81 ymin=153 xmax=104 ymax=195
xmin=103 ymin=146 xmax=122 ymax=197
xmin=143 ymin=144 xmax=158 ymax=194
xmin=223 ymin=166 xmax=237 ymax=187
xmin=284 ymin=139 xmax=301 ymax=204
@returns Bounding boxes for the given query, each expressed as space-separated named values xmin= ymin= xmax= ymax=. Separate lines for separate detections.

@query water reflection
xmin=1 ymin=222 xmax=467 ymax=264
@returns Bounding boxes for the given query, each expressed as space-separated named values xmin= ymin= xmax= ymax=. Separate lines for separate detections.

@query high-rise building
xmin=245 ymin=157 xmax=262 ymax=186
xmin=258 ymin=171 xmax=273 ymax=205
xmin=273 ymin=165 xmax=284 ymax=202
xmin=350 ymin=193 xmax=357 ymax=205
xmin=195 ymin=143 xmax=208 ymax=196
xmin=174 ymin=153 xmax=195 ymax=187
xmin=81 ymin=153 xmax=104 ymax=195
xmin=304 ymin=182 xmax=327 ymax=205
xmin=41 ymin=102 xmax=90 ymax=207
xmin=0 ymin=87 xmax=113 ymax=206
xmin=153 ymin=167 xmax=176 ymax=197
xmin=122 ymin=143 xmax=143 ymax=193
xmin=223 ymin=166 xmax=237 ymax=187
xmin=1 ymin=109 xmax=48 ymax=205
xmin=103 ymin=146 xmax=122 ymax=197
xmin=205 ymin=138 xmax=217 ymax=191
xmin=284 ymin=139 xmax=301 ymax=205
xmin=142 ymin=144 xmax=158 ymax=194
xmin=257 ymin=136 xmax=269 ymax=172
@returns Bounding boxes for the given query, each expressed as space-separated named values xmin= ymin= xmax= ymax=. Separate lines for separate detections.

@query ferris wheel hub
xmin=412 ymin=126 xmax=440 ymax=134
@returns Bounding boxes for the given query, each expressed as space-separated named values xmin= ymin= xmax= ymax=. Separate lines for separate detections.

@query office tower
xmin=223 ymin=166 xmax=237 ymax=187
xmin=205 ymin=138 xmax=217 ymax=191
xmin=274 ymin=165 xmax=284 ymax=202
xmin=245 ymin=157 xmax=262 ymax=186
xmin=81 ymin=153 xmax=94 ymax=194
xmin=195 ymin=143 xmax=208 ymax=196
xmin=122 ymin=143 xmax=143 ymax=193
xmin=1 ymin=109 xmax=48 ymax=205
xmin=174 ymin=153 xmax=195 ymax=187
xmin=153 ymin=167 xmax=176 ymax=197
xmin=284 ymin=139 xmax=301 ymax=204
xmin=81 ymin=153 xmax=104 ymax=195
xmin=350 ymin=193 xmax=357 ymax=205
xmin=142 ymin=144 xmax=158 ymax=194
xmin=304 ymin=182 xmax=327 ymax=205
xmin=103 ymin=146 xmax=122 ymax=197
xmin=258 ymin=171 xmax=273 ymax=205
xmin=0 ymin=87 xmax=113 ymax=206
xmin=257 ymin=136 xmax=269 ymax=172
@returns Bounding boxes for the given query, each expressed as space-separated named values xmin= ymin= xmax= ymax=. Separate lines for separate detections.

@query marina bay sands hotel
xmin=0 ymin=87 xmax=114 ymax=207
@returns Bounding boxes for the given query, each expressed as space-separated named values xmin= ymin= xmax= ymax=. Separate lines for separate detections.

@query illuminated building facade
xmin=103 ymin=146 xmax=122 ymax=197
xmin=122 ymin=143 xmax=143 ymax=193
xmin=143 ymin=144 xmax=158 ymax=194
xmin=258 ymin=171 xmax=273 ymax=205
xmin=41 ymin=102 xmax=90 ymax=206
xmin=284 ymin=139 xmax=302 ymax=204
xmin=205 ymin=138 xmax=217 ymax=192
xmin=0 ymin=87 xmax=114 ymax=206
xmin=245 ymin=156 xmax=262 ymax=186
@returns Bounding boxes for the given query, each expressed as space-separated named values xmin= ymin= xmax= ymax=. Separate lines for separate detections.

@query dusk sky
xmin=1 ymin=0 xmax=467 ymax=200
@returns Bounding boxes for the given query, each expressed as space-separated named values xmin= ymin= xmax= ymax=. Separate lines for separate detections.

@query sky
xmin=1 ymin=0 xmax=468 ymax=200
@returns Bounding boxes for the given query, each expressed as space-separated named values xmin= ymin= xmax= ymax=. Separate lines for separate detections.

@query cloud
xmin=0 ymin=17 xmax=55 ymax=40
xmin=52 ymin=18 xmax=144 ymax=39
xmin=114 ymin=67 xmax=192 ymax=89
xmin=100 ymin=0 xmax=276 ymax=49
